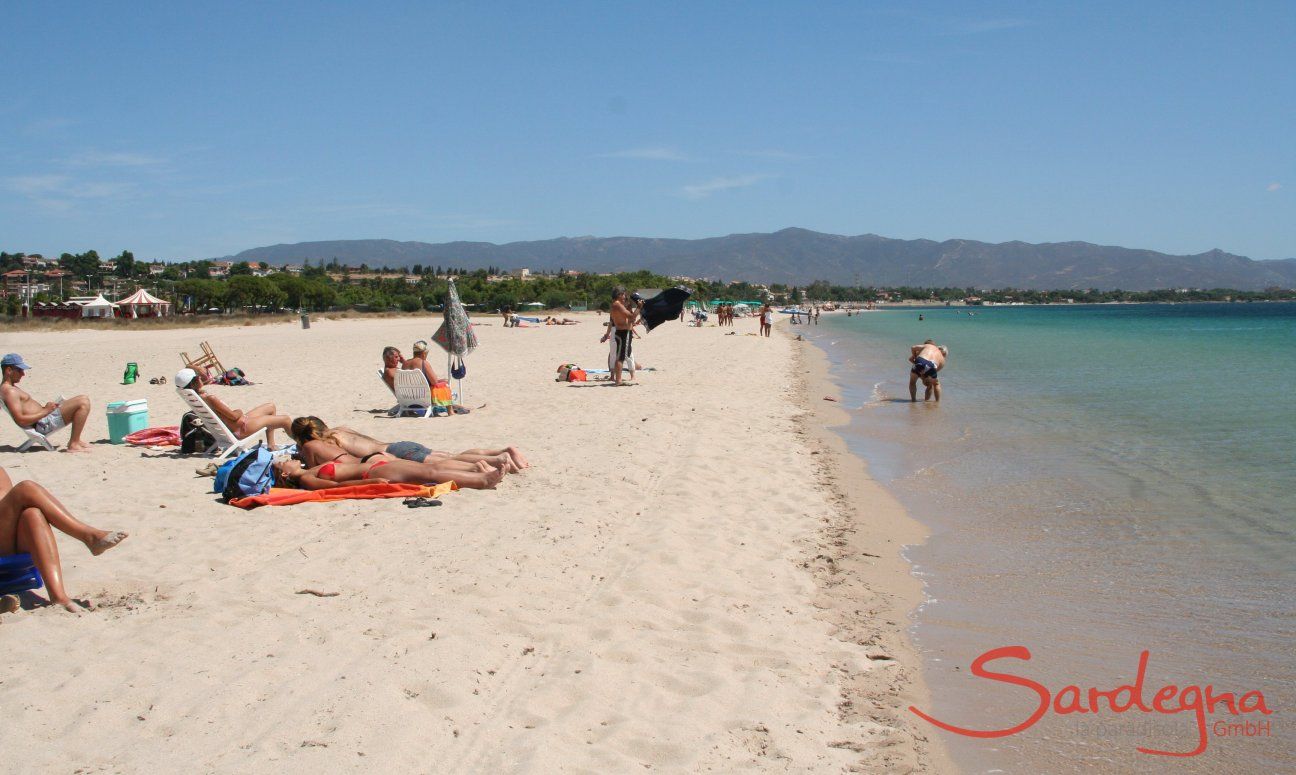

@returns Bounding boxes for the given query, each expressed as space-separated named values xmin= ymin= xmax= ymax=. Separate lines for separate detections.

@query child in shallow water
xmin=272 ymin=457 xmax=504 ymax=491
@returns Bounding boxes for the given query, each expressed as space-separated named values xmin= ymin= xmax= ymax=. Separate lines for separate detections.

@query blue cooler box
xmin=106 ymin=399 xmax=149 ymax=443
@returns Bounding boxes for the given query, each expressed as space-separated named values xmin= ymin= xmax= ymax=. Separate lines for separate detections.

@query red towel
xmin=125 ymin=426 xmax=182 ymax=446
xmin=229 ymin=481 xmax=457 ymax=509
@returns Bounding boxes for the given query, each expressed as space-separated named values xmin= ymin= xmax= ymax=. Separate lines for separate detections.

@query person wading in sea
xmin=908 ymin=339 xmax=948 ymax=402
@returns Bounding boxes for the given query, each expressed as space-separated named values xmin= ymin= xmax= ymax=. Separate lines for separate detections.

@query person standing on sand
xmin=0 ymin=466 xmax=127 ymax=613
xmin=814 ymin=307 xmax=820 ymax=325
xmin=759 ymin=303 xmax=774 ymax=337
xmin=1 ymin=353 xmax=94 ymax=452
xmin=602 ymin=287 xmax=638 ymax=386
xmin=908 ymin=339 xmax=948 ymax=402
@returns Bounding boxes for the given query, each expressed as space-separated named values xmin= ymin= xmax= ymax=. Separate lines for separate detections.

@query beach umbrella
xmin=431 ymin=279 xmax=477 ymax=401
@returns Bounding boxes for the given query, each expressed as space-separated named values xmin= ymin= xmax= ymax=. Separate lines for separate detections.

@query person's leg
xmin=245 ymin=403 xmax=278 ymax=418
xmin=931 ymin=379 xmax=941 ymax=403
xmin=458 ymin=446 xmax=530 ymax=469
xmin=387 ymin=459 xmax=504 ymax=489
xmin=62 ymin=394 xmax=93 ymax=451
xmin=239 ymin=413 xmax=292 ymax=446
xmin=15 ymin=507 xmax=77 ymax=610
xmin=909 ymin=370 xmax=920 ymax=402
xmin=0 ymin=480 xmax=126 ymax=554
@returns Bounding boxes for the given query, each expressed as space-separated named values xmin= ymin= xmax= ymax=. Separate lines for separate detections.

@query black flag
xmin=638 ymin=287 xmax=692 ymax=331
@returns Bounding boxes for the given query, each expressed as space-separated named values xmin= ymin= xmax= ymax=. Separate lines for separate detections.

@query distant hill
xmin=212 ymin=228 xmax=1296 ymax=291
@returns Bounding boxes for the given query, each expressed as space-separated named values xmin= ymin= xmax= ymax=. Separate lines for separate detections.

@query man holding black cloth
xmin=601 ymin=288 xmax=641 ymax=386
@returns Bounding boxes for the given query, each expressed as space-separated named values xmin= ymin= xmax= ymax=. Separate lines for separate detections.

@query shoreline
xmin=787 ymin=326 xmax=954 ymax=773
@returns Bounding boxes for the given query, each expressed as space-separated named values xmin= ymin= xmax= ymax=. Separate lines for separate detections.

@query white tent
xmin=74 ymin=294 xmax=117 ymax=319
xmin=117 ymin=287 xmax=172 ymax=318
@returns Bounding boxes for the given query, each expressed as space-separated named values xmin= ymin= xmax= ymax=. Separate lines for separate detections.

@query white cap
xmin=174 ymin=368 xmax=198 ymax=388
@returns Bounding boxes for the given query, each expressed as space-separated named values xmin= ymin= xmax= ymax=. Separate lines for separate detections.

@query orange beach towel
xmin=229 ymin=481 xmax=457 ymax=509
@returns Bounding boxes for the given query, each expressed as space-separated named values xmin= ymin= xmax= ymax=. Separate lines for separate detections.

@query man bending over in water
xmin=908 ymin=339 xmax=949 ymax=402
xmin=1 ymin=353 xmax=94 ymax=452
xmin=0 ymin=466 xmax=127 ymax=613
xmin=290 ymin=417 xmax=530 ymax=473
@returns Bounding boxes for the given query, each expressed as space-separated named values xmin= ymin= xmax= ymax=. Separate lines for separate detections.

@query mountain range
xmin=213 ymin=228 xmax=1296 ymax=291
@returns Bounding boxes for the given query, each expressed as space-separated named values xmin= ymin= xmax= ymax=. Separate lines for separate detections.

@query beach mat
xmin=230 ymin=481 xmax=457 ymax=510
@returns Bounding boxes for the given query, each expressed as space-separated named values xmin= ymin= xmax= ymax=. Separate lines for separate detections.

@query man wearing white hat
xmin=1 ymin=353 xmax=94 ymax=452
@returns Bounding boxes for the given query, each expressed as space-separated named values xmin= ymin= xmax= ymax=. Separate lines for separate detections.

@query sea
xmin=800 ymin=302 xmax=1295 ymax=774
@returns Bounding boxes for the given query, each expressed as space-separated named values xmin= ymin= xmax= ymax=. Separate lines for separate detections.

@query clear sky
xmin=2 ymin=1 xmax=1293 ymax=262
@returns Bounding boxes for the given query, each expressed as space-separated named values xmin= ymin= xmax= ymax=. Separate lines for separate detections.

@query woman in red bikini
xmin=272 ymin=456 xmax=505 ymax=490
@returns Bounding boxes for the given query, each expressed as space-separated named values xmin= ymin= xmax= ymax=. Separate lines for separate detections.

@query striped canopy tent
xmin=117 ymin=287 xmax=172 ymax=318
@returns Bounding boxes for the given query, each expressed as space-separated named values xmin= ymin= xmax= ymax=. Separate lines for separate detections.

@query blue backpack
xmin=215 ymin=445 xmax=277 ymax=501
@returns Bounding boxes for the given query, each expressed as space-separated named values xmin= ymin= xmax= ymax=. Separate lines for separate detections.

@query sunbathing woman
xmin=0 ymin=466 xmax=127 ymax=613
xmin=290 ymin=417 xmax=530 ymax=472
xmin=273 ymin=457 xmax=505 ymax=490
xmin=176 ymin=368 xmax=292 ymax=447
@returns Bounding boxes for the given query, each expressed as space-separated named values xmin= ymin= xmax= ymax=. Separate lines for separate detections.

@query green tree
xmin=114 ymin=250 xmax=136 ymax=278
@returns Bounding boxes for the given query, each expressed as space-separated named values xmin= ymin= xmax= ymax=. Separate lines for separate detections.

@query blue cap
xmin=1 ymin=353 xmax=31 ymax=370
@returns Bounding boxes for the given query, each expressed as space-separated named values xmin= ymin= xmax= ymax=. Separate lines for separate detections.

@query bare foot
xmin=484 ymin=466 xmax=505 ymax=489
xmin=89 ymin=530 xmax=128 ymax=556
xmin=506 ymin=446 xmax=530 ymax=469
xmin=65 ymin=441 xmax=93 ymax=453
xmin=494 ymin=454 xmax=519 ymax=474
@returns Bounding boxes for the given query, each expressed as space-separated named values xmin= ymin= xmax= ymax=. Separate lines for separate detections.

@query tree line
xmin=2 ymin=250 xmax=1291 ymax=318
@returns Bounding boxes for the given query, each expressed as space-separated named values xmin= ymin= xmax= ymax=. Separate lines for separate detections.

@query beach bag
xmin=216 ymin=444 xmax=276 ymax=501
xmin=180 ymin=412 xmax=216 ymax=454
xmin=556 ymin=363 xmax=577 ymax=381
xmin=450 ymin=355 xmax=467 ymax=380
xmin=567 ymin=368 xmax=587 ymax=382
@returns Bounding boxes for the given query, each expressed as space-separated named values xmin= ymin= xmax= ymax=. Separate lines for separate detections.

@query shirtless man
xmin=601 ymin=288 xmax=640 ymax=386
xmin=380 ymin=345 xmax=404 ymax=392
xmin=175 ymin=368 xmax=292 ymax=445
xmin=908 ymin=339 xmax=949 ymax=402
xmin=403 ymin=340 xmax=440 ymax=385
xmin=1 ymin=353 xmax=93 ymax=452
xmin=290 ymin=416 xmax=530 ymax=472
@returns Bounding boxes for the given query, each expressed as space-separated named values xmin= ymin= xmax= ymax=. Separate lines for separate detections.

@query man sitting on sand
xmin=175 ymin=368 xmax=292 ymax=446
xmin=380 ymin=345 xmax=404 ymax=392
xmin=290 ymin=417 xmax=529 ymax=472
xmin=908 ymin=339 xmax=949 ymax=402
xmin=1 ymin=353 xmax=94 ymax=452
xmin=0 ymin=466 xmax=127 ymax=613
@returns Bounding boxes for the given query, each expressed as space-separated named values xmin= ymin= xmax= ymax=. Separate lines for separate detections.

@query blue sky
xmin=2 ymin=1 xmax=1293 ymax=261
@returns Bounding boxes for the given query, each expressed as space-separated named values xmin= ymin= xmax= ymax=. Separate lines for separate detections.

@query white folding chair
xmin=175 ymin=388 xmax=268 ymax=462
xmin=2 ymin=395 xmax=66 ymax=451
xmin=392 ymin=369 xmax=438 ymax=418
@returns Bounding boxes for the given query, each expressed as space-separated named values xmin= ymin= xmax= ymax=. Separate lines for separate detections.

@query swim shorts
xmin=33 ymin=407 xmax=66 ymax=435
xmin=911 ymin=357 xmax=939 ymax=380
xmin=613 ymin=329 xmax=632 ymax=362
xmin=386 ymin=440 xmax=432 ymax=462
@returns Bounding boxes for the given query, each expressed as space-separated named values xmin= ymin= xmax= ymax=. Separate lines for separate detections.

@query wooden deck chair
xmin=181 ymin=341 xmax=226 ymax=384
xmin=175 ymin=387 xmax=267 ymax=461
xmin=2 ymin=395 xmax=66 ymax=451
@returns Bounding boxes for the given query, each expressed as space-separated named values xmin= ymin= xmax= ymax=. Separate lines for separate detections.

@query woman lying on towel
xmin=272 ymin=457 xmax=505 ymax=491
xmin=0 ymin=466 xmax=127 ymax=613
xmin=290 ymin=417 xmax=530 ymax=473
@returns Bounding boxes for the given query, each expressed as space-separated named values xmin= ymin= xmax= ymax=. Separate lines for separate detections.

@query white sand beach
xmin=1 ymin=314 xmax=944 ymax=773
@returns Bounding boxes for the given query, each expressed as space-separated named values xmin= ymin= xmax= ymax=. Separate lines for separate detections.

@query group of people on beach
xmin=0 ymin=335 xmax=533 ymax=613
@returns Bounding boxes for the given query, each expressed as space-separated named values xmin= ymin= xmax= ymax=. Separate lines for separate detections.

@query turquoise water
xmin=804 ymin=303 xmax=1295 ymax=774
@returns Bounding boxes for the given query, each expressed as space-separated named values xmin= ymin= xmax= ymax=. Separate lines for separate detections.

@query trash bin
xmin=300 ymin=313 xmax=311 ymax=329
xmin=106 ymin=399 xmax=149 ymax=444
